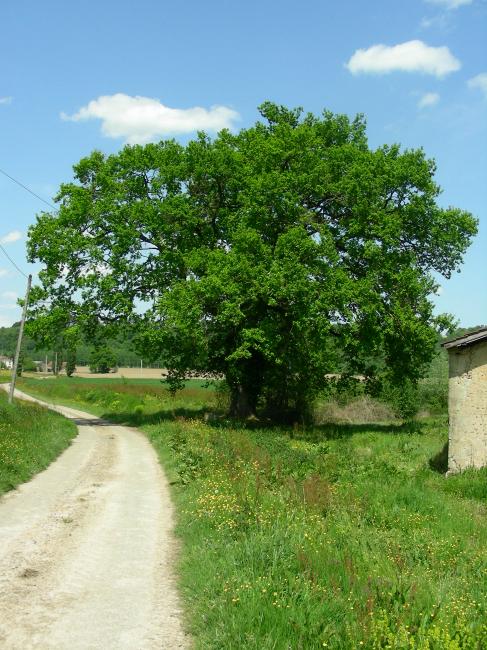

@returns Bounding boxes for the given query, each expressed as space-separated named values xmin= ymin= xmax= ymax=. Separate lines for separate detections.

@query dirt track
xmin=0 ymin=387 xmax=188 ymax=649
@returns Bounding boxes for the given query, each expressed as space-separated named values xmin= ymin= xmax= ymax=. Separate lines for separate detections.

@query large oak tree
xmin=27 ymin=103 xmax=477 ymax=419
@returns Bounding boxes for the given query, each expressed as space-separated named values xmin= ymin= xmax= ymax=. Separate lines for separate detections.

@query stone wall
xmin=447 ymin=339 xmax=487 ymax=474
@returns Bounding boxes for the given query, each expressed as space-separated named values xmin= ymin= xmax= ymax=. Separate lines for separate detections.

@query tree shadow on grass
xmin=99 ymin=406 xmax=210 ymax=428
xmin=291 ymin=420 xmax=423 ymax=442
xmin=99 ymin=402 xmax=426 ymax=445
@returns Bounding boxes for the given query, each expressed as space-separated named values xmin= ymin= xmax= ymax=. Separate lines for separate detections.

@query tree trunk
xmin=229 ymin=384 xmax=256 ymax=419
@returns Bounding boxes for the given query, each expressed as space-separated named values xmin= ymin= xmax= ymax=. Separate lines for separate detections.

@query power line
xmin=0 ymin=165 xmax=57 ymax=278
xmin=0 ymin=166 xmax=57 ymax=211
xmin=0 ymin=241 xmax=29 ymax=279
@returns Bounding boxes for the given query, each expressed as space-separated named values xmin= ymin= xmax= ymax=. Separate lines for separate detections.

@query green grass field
xmin=17 ymin=376 xmax=487 ymax=649
xmin=0 ymin=389 xmax=77 ymax=495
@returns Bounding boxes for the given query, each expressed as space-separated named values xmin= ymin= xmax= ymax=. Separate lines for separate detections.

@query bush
xmin=89 ymin=347 xmax=117 ymax=374
xmin=418 ymin=377 xmax=448 ymax=414
xmin=382 ymin=380 xmax=420 ymax=419
xmin=66 ymin=349 xmax=76 ymax=377
xmin=133 ymin=404 xmax=144 ymax=422
xmin=22 ymin=356 xmax=38 ymax=372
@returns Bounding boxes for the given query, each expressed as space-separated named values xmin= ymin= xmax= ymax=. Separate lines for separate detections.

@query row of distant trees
xmin=0 ymin=323 xmax=166 ymax=373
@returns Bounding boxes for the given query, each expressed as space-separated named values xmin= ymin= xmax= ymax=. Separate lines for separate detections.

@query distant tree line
xmin=0 ymin=323 xmax=166 ymax=372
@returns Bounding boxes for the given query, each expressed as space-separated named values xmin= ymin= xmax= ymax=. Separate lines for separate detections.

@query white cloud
xmin=0 ymin=303 xmax=18 ymax=310
xmin=418 ymin=92 xmax=440 ymax=108
xmin=420 ymin=14 xmax=450 ymax=29
xmin=346 ymin=40 xmax=461 ymax=78
xmin=425 ymin=0 xmax=472 ymax=9
xmin=0 ymin=230 xmax=23 ymax=245
xmin=0 ymin=96 xmax=12 ymax=105
xmin=420 ymin=16 xmax=436 ymax=28
xmin=61 ymin=94 xmax=240 ymax=144
xmin=468 ymin=73 xmax=487 ymax=99
xmin=0 ymin=269 xmax=9 ymax=278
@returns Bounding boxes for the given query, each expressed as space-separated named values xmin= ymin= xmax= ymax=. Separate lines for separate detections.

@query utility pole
xmin=9 ymin=274 xmax=32 ymax=404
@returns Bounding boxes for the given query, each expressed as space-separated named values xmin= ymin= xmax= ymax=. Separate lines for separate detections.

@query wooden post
xmin=9 ymin=274 xmax=32 ymax=404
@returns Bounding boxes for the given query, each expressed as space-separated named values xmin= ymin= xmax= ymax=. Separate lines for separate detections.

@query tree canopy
xmin=27 ymin=102 xmax=477 ymax=419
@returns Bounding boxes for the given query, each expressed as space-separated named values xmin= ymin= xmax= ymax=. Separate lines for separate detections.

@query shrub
xmin=66 ymin=349 xmax=76 ymax=377
xmin=89 ymin=347 xmax=117 ymax=374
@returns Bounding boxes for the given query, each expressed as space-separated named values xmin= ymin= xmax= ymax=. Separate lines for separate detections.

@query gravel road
xmin=0 ymin=387 xmax=188 ymax=649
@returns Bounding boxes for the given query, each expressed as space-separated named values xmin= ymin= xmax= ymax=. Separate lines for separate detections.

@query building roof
xmin=442 ymin=327 xmax=487 ymax=350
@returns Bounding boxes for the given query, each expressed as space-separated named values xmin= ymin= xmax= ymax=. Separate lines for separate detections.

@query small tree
xmin=22 ymin=356 xmax=37 ymax=373
xmin=89 ymin=347 xmax=117 ymax=374
xmin=66 ymin=348 xmax=76 ymax=377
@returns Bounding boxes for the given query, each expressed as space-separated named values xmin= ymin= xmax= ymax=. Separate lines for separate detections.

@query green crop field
xmin=17 ymin=376 xmax=487 ymax=649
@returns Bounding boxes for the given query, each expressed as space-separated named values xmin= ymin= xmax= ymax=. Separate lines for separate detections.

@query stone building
xmin=443 ymin=327 xmax=487 ymax=474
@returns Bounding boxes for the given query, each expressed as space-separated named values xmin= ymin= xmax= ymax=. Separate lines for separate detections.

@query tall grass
xmin=18 ymin=376 xmax=214 ymax=424
xmin=0 ymin=390 xmax=77 ymax=495
xmin=154 ymin=418 xmax=487 ymax=649
xmin=17 ymin=376 xmax=487 ymax=649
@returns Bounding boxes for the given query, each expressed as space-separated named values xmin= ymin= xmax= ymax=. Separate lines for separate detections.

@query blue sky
xmin=0 ymin=0 xmax=485 ymax=328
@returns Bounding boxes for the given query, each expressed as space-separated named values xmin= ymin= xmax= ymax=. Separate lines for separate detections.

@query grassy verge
xmin=18 ymin=377 xmax=487 ymax=649
xmin=0 ymin=389 xmax=77 ymax=495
